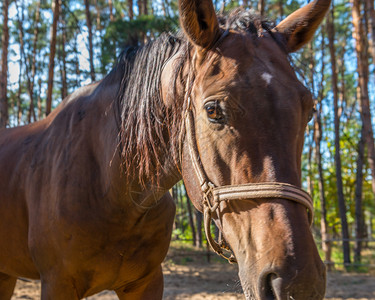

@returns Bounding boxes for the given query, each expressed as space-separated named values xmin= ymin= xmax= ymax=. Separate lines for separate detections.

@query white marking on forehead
xmin=261 ymin=72 xmax=273 ymax=85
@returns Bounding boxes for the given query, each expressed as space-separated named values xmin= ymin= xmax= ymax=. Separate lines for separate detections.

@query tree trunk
xmin=142 ymin=0 xmax=148 ymax=15
xmin=314 ymin=105 xmax=332 ymax=269
xmin=108 ymin=0 xmax=114 ymax=20
xmin=74 ymin=34 xmax=81 ymax=88
xmin=219 ymin=0 xmax=226 ymax=13
xmin=354 ymin=126 xmax=365 ymax=263
xmin=315 ymin=30 xmax=332 ymax=268
xmin=137 ymin=0 xmax=142 ymax=15
xmin=161 ymin=0 xmax=167 ymax=17
xmin=195 ymin=210 xmax=203 ymax=248
xmin=351 ymin=0 xmax=375 ymax=198
xmin=0 ymin=0 xmax=10 ymax=128
xmin=176 ymin=184 xmax=185 ymax=235
xmin=17 ymin=44 xmax=23 ymax=126
xmin=94 ymin=0 xmax=101 ymax=30
xmin=84 ymin=0 xmax=96 ymax=82
xmin=306 ymin=42 xmax=315 ymax=200
xmin=37 ymin=78 xmax=43 ymax=120
xmin=258 ymin=0 xmax=265 ymax=16
xmin=171 ymin=185 xmax=179 ymax=239
xmin=183 ymin=185 xmax=197 ymax=246
xmin=46 ymin=0 xmax=60 ymax=116
xmin=365 ymin=0 xmax=375 ymax=61
xmin=60 ymin=5 xmax=68 ymax=100
xmin=278 ymin=0 xmax=284 ymax=19
xmin=327 ymin=8 xmax=351 ymax=266
xmin=128 ymin=0 xmax=134 ymax=19
xmin=28 ymin=0 xmax=41 ymax=122
xmin=16 ymin=0 xmax=38 ymax=123
xmin=15 ymin=0 xmax=24 ymax=125
xmin=108 ymin=0 xmax=114 ymax=21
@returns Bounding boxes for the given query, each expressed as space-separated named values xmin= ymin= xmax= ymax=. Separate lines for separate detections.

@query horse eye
xmin=205 ymin=102 xmax=224 ymax=123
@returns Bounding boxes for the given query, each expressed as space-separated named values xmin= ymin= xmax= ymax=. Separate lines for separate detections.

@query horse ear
xmin=179 ymin=0 xmax=220 ymax=49
xmin=273 ymin=0 xmax=331 ymax=52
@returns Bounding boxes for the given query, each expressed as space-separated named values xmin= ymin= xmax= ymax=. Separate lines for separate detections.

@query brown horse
xmin=0 ymin=0 xmax=330 ymax=298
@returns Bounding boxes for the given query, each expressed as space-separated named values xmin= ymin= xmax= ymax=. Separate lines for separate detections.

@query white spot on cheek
xmin=261 ymin=72 xmax=273 ymax=85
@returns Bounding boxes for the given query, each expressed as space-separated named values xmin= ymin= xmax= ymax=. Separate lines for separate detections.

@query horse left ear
xmin=179 ymin=0 xmax=220 ymax=50
xmin=273 ymin=0 xmax=331 ymax=52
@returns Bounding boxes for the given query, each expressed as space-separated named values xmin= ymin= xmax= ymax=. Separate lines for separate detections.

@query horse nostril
xmin=263 ymin=273 xmax=277 ymax=300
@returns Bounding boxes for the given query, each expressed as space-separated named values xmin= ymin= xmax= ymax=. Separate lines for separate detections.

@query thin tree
xmin=15 ymin=0 xmax=25 ymax=125
xmin=182 ymin=184 xmax=197 ymax=246
xmin=278 ymin=0 xmax=284 ymax=19
xmin=327 ymin=7 xmax=351 ymax=266
xmin=351 ymin=0 xmax=375 ymax=198
xmin=59 ymin=3 xmax=68 ymax=100
xmin=108 ymin=0 xmax=114 ymax=21
xmin=142 ymin=0 xmax=148 ymax=15
xmin=16 ymin=0 xmax=38 ymax=123
xmin=128 ymin=0 xmax=134 ymax=20
xmin=137 ymin=0 xmax=143 ymax=15
xmin=354 ymin=126 xmax=365 ymax=263
xmin=365 ymin=0 xmax=375 ymax=60
xmin=37 ymin=77 xmax=43 ymax=119
xmin=314 ymin=29 xmax=332 ymax=269
xmin=94 ymin=0 xmax=101 ymax=30
xmin=195 ymin=210 xmax=203 ymax=248
xmin=306 ymin=42 xmax=316 ymax=200
xmin=46 ymin=0 xmax=61 ymax=116
xmin=73 ymin=34 xmax=81 ymax=88
xmin=0 ymin=0 xmax=10 ymax=128
xmin=28 ymin=0 xmax=41 ymax=122
xmin=314 ymin=104 xmax=333 ymax=268
xmin=84 ymin=0 xmax=96 ymax=82
xmin=258 ymin=0 xmax=265 ymax=16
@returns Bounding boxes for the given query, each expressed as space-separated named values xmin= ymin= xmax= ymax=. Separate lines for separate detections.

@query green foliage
xmin=101 ymin=14 xmax=178 ymax=72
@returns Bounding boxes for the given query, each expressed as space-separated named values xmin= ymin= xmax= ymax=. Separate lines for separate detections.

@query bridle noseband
xmin=185 ymin=101 xmax=314 ymax=264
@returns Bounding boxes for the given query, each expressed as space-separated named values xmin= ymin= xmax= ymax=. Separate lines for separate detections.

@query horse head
xmin=162 ymin=0 xmax=330 ymax=299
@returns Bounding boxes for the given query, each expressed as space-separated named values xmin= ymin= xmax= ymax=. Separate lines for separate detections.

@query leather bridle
xmin=184 ymin=99 xmax=314 ymax=264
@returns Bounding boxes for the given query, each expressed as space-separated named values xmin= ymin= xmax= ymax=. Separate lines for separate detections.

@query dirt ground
xmin=10 ymin=247 xmax=375 ymax=300
xmin=11 ymin=266 xmax=375 ymax=300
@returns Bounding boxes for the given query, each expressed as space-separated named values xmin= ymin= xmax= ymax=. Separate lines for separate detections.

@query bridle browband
xmin=185 ymin=100 xmax=314 ymax=264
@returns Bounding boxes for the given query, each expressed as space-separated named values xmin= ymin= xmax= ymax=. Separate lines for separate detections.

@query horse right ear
xmin=273 ymin=0 xmax=331 ymax=52
xmin=179 ymin=0 xmax=220 ymax=50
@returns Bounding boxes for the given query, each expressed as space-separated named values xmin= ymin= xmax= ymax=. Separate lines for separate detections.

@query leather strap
xmin=211 ymin=182 xmax=313 ymax=224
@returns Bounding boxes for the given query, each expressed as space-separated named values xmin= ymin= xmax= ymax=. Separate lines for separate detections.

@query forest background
xmin=0 ymin=0 xmax=374 ymax=271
